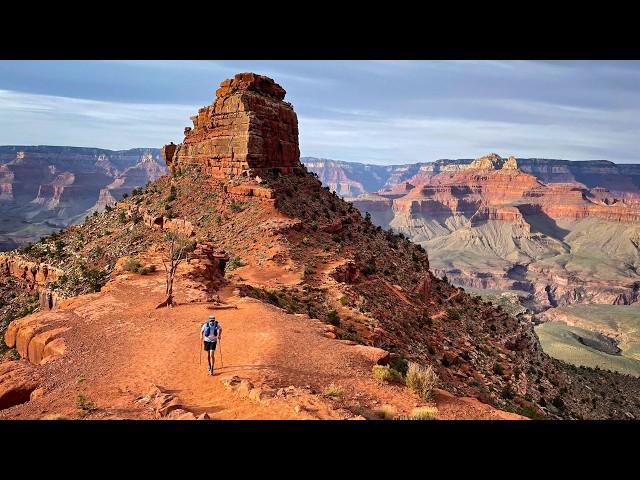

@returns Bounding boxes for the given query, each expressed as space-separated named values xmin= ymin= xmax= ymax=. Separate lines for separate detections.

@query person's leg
xmin=206 ymin=343 xmax=212 ymax=372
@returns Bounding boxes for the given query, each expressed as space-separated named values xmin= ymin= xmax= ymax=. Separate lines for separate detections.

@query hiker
xmin=201 ymin=315 xmax=222 ymax=375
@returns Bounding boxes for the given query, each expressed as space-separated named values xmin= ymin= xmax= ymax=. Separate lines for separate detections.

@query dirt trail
xmin=1 ymin=263 xmax=524 ymax=420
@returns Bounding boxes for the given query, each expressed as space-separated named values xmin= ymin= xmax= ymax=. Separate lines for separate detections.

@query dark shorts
xmin=203 ymin=340 xmax=217 ymax=352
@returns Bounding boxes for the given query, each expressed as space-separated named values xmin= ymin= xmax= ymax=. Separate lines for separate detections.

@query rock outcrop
xmin=345 ymin=153 xmax=640 ymax=311
xmin=0 ymin=254 xmax=63 ymax=309
xmin=164 ymin=72 xmax=302 ymax=179
xmin=0 ymin=361 xmax=39 ymax=411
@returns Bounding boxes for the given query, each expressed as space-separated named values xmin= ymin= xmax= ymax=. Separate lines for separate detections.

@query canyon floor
xmin=1 ymin=255 xmax=523 ymax=420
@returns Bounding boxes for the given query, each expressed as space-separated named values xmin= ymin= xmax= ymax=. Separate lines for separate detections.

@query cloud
xmin=1 ymin=60 xmax=639 ymax=164
xmin=0 ymin=89 xmax=193 ymax=149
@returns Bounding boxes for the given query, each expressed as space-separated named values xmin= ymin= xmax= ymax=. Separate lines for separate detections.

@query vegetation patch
xmin=323 ymin=383 xmax=344 ymax=399
xmin=372 ymin=365 xmax=405 ymax=384
xmin=406 ymin=362 xmax=439 ymax=401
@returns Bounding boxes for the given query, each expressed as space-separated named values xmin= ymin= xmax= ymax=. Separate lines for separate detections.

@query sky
xmin=0 ymin=60 xmax=639 ymax=165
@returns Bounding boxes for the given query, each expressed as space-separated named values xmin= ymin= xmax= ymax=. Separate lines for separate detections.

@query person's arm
xmin=218 ymin=325 xmax=222 ymax=341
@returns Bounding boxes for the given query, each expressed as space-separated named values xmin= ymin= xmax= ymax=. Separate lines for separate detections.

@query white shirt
xmin=201 ymin=321 xmax=222 ymax=342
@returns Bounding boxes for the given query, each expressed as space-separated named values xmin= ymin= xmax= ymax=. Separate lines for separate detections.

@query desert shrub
xmin=365 ymin=212 xmax=372 ymax=223
xmin=41 ymin=414 xmax=69 ymax=420
xmin=419 ymin=311 xmax=432 ymax=327
xmin=327 ymin=309 xmax=340 ymax=326
xmin=493 ymin=362 xmax=504 ymax=376
xmin=229 ymin=201 xmax=244 ymax=213
xmin=446 ymin=308 xmax=461 ymax=321
xmin=105 ymin=205 xmax=113 ymax=213
xmin=362 ymin=258 xmax=376 ymax=276
xmin=339 ymin=295 xmax=349 ymax=306
xmin=551 ymin=395 xmax=565 ymax=409
xmin=331 ymin=234 xmax=342 ymax=243
xmin=389 ymin=356 xmax=409 ymax=376
xmin=406 ymin=362 xmax=439 ymax=401
xmin=122 ymin=193 xmax=129 ymax=199
xmin=405 ymin=406 xmax=438 ymax=420
xmin=374 ymin=404 xmax=397 ymax=420
xmin=501 ymin=383 xmax=515 ymax=399
xmin=165 ymin=186 xmax=177 ymax=203
xmin=323 ymin=384 xmax=343 ymax=399
xmin=310 ymin=220 xmax=318 ymax=231
xmin=76 ymin=394 xmax=97 ymax=416
xmin=82 ymin=267 xmax=107 ymax=292
xmin=124 ymin=258 xmax=142 ymax=273
xmin=118 ymin=210 xmax=127 ymax=224
xmin=302 ymin=237 xmax=310 ymax=246
xmin=139 ymin=265 xmax=157 ymax=275
xmin=225 ymin=255 xmax=247 ymax=272
xmin=372 ymin=365 xmax=405 ymax=384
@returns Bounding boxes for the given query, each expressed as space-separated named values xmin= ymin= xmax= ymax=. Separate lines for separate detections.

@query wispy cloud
xmin=0 ymin=60 xmax=639 ymax=163
xmin=0 ymin=89 xmax=193 ymax=149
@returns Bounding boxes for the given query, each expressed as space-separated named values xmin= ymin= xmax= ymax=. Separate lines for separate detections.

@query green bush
xmin=501 ymin=383 xmax=515 ymax=400
xmin=327 ymin=309 xmax=340 ymax=326
xmin=165 ymin=185 xmax=177 ymax=203
xmin=123 ymin=258 xmax=142 ymax=273
xmin=229 ymin=201 xmax=244 ymax=213
xmin=493 ymin=362 xmax=504 ymax=376
xmin=372 ymin=365 xmax=405 ymax=384
xmin=225 ymin=256 xmax=247 ymax=272
xmin=389 ymin=356 xmax=409 ymax=376
xmin=406 ymin=362 xmax=439 ymax=401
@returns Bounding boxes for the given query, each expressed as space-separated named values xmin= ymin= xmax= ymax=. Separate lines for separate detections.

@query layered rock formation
xmin=0 ymin=254 xmax=63 ymax=309
xmin=0 ymin=146 xmax=166 ymax=250
xmin=305 ymin=155 xmax=640 ymax=199
xmin=344 ymin=153 xmax=640 ymax=311
xmin=164 ymin=73 xmax=302 ymax=178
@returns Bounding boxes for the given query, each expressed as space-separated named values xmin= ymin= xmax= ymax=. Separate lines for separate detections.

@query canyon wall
xmin=0 ymin=146 xmax=166 ymax=250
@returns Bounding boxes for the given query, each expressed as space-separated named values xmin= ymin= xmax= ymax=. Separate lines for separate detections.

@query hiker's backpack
xmin=204 ymin=321 xmax=219 ymax=339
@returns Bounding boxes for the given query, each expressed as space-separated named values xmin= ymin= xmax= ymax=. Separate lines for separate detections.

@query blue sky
xmin=0 ymin=60 xmax=639 ymax=164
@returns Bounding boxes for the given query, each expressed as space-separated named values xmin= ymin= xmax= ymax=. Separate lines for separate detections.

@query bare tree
xmin=155 ymin=233 xmax=192 ymax=309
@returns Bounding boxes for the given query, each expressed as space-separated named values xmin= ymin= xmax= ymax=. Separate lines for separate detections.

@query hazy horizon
xmin=0 ymin=144 xmax=636 ymax=166
xmin=1 ymin=60 xmax=639 ymax=164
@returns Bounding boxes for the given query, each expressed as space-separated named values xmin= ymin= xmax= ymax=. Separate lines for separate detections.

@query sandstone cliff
xmin=0 ymin=146 xmax=166 ymax=250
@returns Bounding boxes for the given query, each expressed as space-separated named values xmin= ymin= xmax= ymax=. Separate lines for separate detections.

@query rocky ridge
xmin=2 ymin=75 xmax=640 ymax=420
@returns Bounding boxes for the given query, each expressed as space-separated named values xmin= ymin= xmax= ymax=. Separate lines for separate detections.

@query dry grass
xmin=372 ymin=365 xmax=405 ymax=384
xmin=374 ymin=404 xmax=398 ymax=420
xmin=323 ymin=383 xmax=344 ymax=399
xmin=406 ymin=362 xmax=439 ymax=401
xmin=41 ymin=414 xmax=69 ymax=420
xmin=408 ymin=406 xmax=438 ymax=420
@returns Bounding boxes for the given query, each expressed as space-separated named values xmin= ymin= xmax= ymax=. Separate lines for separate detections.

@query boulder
xmin=353 ymin=345 xmax=390 ymax=365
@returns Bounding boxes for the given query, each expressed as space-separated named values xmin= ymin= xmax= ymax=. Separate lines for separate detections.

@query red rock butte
xmin=162 ymin=72 xmax=302 ymax=178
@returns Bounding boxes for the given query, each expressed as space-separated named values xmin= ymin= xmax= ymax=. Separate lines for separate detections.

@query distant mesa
xmin=469 ymin=153 xmax=519 ymax=171
xmin=163 ymin=72 xmax=302 ymax=179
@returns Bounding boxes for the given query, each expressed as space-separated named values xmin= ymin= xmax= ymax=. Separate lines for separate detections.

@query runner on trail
xmin=201 ymin=315 xmax=222 ymax=375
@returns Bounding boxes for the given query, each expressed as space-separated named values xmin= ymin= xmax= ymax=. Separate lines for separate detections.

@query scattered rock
xmin=353 ymin=345 xmax=390 ymax=365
